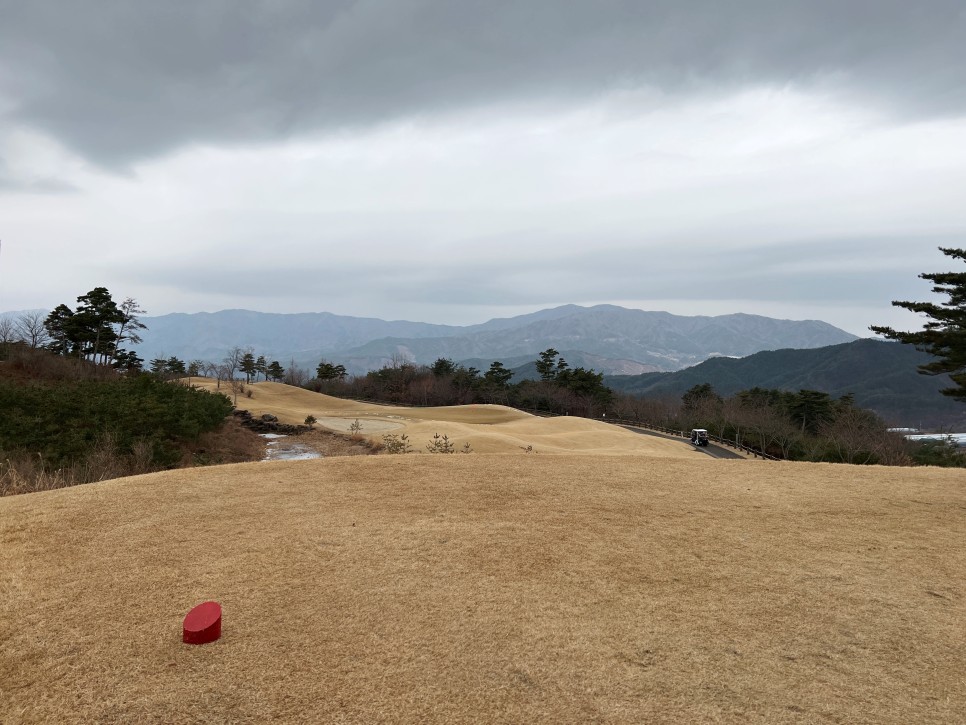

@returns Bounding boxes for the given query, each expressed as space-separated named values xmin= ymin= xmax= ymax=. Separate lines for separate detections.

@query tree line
xmin=622 ymin=382 xmax=912 ymax=465
xmin=0 ymin=287 xmax=294 ymax=388
xmin=9 ymin=241 xmax=964 ymax=470
xmin=304 ymin=348 xmax=615 ymax=418
xmin=149 ymin=348 xmax=286 ymax=385
xmin=305 ymin=352 xmax=916 ymax=464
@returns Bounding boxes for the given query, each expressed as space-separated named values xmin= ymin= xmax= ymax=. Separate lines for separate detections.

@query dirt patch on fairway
xmin=1 ymin=455 xmax=963 ymax=723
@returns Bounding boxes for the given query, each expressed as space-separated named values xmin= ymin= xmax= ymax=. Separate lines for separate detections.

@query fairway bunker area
xmin=1 ymin=454 xmax=963 ymax=723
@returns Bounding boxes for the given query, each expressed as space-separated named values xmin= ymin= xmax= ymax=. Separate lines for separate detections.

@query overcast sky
xmin=1 ymin=1 xmax=965 ymax=336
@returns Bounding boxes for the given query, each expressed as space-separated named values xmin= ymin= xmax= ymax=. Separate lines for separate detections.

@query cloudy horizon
xmin=2 ymin=1 xmax=965 ymax=337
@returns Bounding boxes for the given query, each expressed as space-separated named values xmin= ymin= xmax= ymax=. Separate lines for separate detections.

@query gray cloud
xmin=124 ymin=232 xmax=937 ymax=313
xmin=2 ymin=1 xmax=963 ymax=167
xmin=0 ymin=157 xmax=78 ymax=193
xmin=0 ymin=176 xmax=79 ymax=194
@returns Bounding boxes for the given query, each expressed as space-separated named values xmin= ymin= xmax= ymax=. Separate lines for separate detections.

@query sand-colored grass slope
xmin=194 ymin=380 xmax=702 ymax=457
xmin=2 ymin=455 xmax=963 ymax=724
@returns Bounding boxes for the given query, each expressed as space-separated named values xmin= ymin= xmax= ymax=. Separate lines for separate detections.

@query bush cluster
xmin=0 ymin=374 xmax=233 ymax=470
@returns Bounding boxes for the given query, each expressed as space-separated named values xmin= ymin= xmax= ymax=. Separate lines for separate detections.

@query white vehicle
xmin=690 ymin=428 xmax=710 ymax=447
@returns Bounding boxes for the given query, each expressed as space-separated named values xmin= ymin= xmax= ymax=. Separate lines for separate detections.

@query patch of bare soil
xmin=1 ymin=455 xmax=963 ymax=723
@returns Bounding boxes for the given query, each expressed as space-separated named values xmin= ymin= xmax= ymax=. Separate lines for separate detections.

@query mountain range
xmin=5 ymin=304 xmax=958 ymax=427
xmin=133 ymin=304 xmax=857 ymax=375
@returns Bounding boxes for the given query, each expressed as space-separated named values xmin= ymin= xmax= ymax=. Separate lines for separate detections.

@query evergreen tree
xmin=111 ymin=298 xmax=147 ymax=365
xmin=267 ymin=360 xmax=285 ymax=382
xmin=316 ymin=360 xmax=348 ymax=381
xmin=536 ymin=348 xmax=561 ymax=381
xmin=112 ymin=349 xmax=144 ymax=373
xmin=431 ymin=358 xmax=457 ymax=377
xmin=43 ymin=288 xmax=146 ymax=365
xmin=44 ymin=304 xmax=77 ymax=356
xmin=788 ymin=390 xmax=834 ymax=435
xmin=682 ymin=383 xmax=722 ymax=411
xmin=483 ymin=361 xmax=514 ymax=388
xmin=73 ymin=287 xmax=124 ymax=363
xmin=871 ymin=246 xmax=966 ymax=402
xmin=240 ymin=352 xmax=257 ymax=383
xmin=166 ymin=357 xmax=187 ymax=376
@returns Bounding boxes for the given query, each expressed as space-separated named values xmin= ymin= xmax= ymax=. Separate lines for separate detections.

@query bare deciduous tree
xmin=0 ymin=317 xmax=16 ymax=344
xmin=16 ymin=311 xmax=50 ymax=348
xmin=283 ymin=358 xmax=309 ymax=387
xmin=223 ymin=347 xmax=244 ymax=381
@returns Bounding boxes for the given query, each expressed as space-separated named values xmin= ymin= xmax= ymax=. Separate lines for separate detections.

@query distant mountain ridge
xmin=134 ymin=304 xmax=858 ymax=375
xmin=604 ymin=339 xmax=965 ymax=428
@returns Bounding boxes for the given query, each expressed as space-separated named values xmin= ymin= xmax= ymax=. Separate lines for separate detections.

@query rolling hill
xmin=2 ymin=454 xmax=963 ymax=723
xmin=605 ymin=338 xmax=966 ymax=428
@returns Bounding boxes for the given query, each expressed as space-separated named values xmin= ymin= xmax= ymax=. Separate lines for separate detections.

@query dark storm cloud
xmin=1 ymin=0 xmax=963 ymax=167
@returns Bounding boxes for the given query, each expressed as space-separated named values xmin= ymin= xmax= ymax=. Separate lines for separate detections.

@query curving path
xmin=618 ymin=424 xmax=748 ymax=460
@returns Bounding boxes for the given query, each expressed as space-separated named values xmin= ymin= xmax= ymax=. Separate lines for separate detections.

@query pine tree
xmin=871 ymin=247 xmax=966 ymax=402
xmin=267 ymin=361 xmax=285 ymax=382
xmin=240 ymin=352 xmax=257 ymax=383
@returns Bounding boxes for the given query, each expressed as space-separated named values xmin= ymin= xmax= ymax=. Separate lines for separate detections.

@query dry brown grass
xmin=195 ymin=380 xmax=702 ymax=458
xmin=0 ymin=435 xmax=156 ymax=497
xmin=1 ymin=454 xmax=963 ymax=724
xmin=293 ymin=428 xmax=382 ymax=457
xmin=1 ymin=414 xmax=267 ymax=498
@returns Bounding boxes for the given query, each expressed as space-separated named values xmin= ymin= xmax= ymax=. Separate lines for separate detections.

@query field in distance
xmin=1 ymin=447 xmax=963 ymax=722
xmin=193 ymin=378 xmax=705 ymax=458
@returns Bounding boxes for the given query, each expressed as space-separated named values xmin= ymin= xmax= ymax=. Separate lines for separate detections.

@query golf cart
xmin=690 ymin=428 xmax=710 ymax=447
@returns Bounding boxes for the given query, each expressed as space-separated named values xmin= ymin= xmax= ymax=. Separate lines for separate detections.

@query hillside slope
xmin=605 ymin=339 xmax=966 ymax=427
xmin=197 ymin=380 xmax=699 ymax=457
xmin=1 ymin=456 xmax=962 ymax=723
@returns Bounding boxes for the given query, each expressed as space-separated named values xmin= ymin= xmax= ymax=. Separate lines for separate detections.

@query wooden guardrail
xmin=607 ymin=418 xmax=782 ymax=461
xmin=516 ymin=409 xmax=780 ymax=460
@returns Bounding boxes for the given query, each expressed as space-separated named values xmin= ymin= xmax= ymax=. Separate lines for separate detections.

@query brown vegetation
xmin=0 ymin=343 xmax=118 ymax=382
xmin=1 ymin=455 xmax=963 ymax=723
xmin=0 ymin=352 xmax=265 ymax=497
xmin=190 ymin=380 xmax=704 ymax=458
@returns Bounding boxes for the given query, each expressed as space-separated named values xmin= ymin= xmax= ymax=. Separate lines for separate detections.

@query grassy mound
xmin=197 ymin=380 xmax=702 ymax=457
xmin=1 ymin=455 xmax=963 ymax=723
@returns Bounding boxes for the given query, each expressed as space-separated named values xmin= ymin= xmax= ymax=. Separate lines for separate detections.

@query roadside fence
xmin=322 ymin=396 xmax=781 ymax=461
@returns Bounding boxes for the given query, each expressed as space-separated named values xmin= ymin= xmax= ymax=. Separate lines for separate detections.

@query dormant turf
xmin=2 ymin=452 xmax=963 ymax=723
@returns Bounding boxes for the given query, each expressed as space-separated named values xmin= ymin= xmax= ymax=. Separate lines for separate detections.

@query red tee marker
xmin=183 ymin=601 xmax=222 ymax=644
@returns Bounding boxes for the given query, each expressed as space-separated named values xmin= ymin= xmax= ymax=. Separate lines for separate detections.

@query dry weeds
xmin=294 ymin=428 xmax=381 ymax=457
xmin=182 ymin=417 xmax=268 ymax=467
xmin=1 ymin=455 xmax=963 ymax=723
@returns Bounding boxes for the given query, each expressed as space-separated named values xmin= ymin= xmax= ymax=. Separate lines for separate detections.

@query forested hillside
xmin=605 ymin=339 xmax=965 ymax=428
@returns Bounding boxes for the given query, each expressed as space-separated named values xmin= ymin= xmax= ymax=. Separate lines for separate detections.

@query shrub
xmin=0 ymin=373 xmax=233 ymax=474
xmin=426 ymin=433 xmax=458 ymax=453
xmin=382 ymin=433 xmax=412 ymax=454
